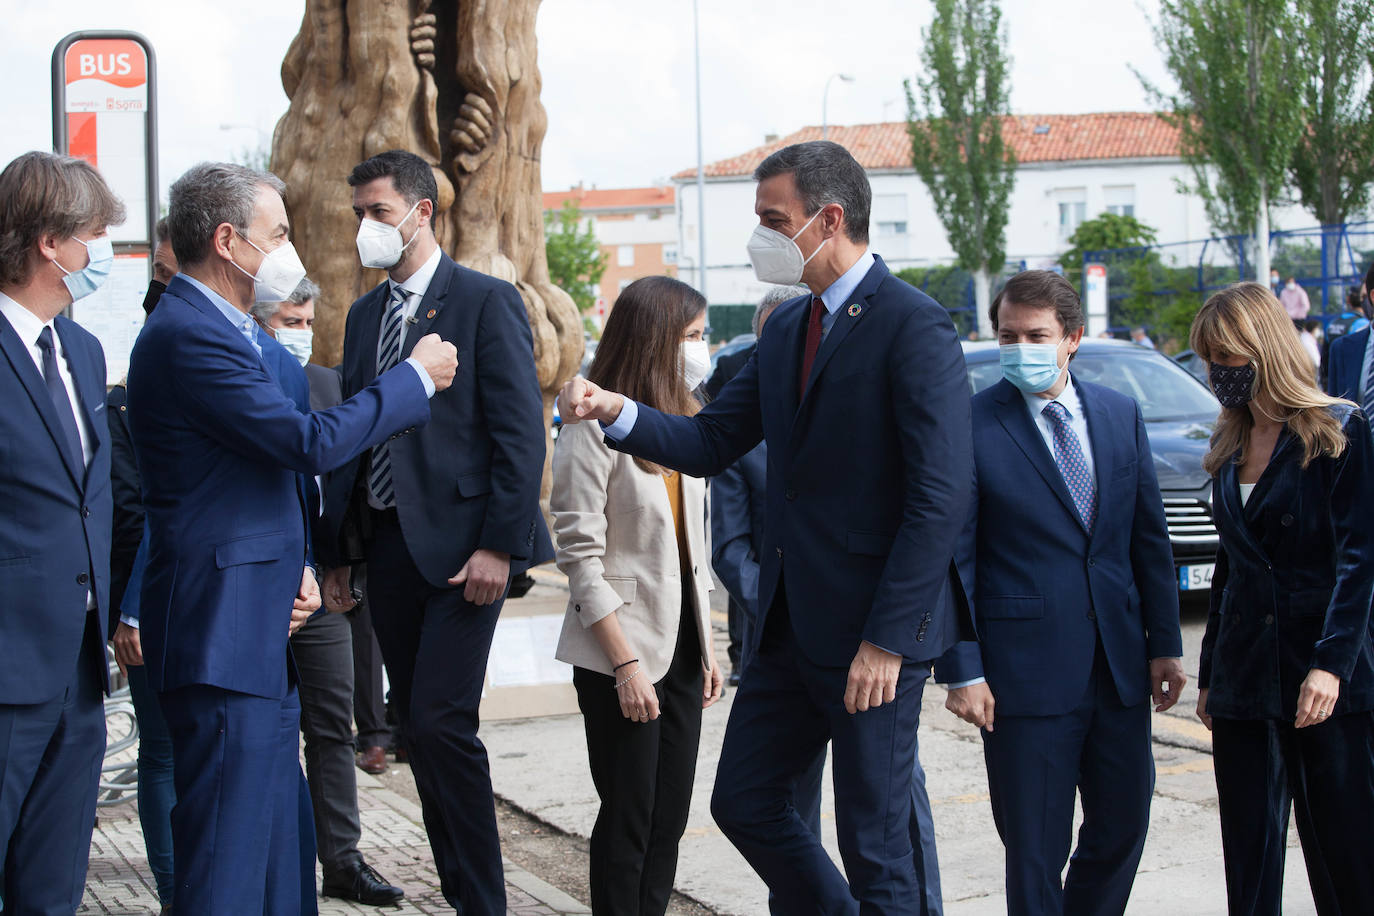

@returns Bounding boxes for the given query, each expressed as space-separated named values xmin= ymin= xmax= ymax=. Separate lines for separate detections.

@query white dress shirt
xmin=0 ymin=292 xmax=94 ymax=468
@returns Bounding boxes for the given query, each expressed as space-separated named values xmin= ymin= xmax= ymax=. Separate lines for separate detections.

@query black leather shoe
xmin=322 ymin=862 xmax=405 ymax=906
xmin=727 ymin=668 xmax=741 ymax=687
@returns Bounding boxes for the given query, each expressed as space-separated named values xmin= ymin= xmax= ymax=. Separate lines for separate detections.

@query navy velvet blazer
xmin=613 ymin=255 xmax=974 ymax=666
xmin=0 ymin=312 xmax=111 ymax=703
xmin=1326 ymin=327 xmax=1367 ymax=400
xmin=934 ymin=377 xmax=1182 ymax=716
xmin=127 ymin=275 xmax=430 ymax=699
xmin=1200 ymin=405 xmax=1374 ymax=720
xmin=324 ymin=252 xmax=553 ymax=585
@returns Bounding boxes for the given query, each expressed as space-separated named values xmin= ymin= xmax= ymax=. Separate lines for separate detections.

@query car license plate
xmin=1179 ymin=563 xmax=1214 ymax=590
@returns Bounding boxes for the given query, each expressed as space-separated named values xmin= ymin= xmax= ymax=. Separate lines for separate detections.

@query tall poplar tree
xmin=1141 ymin=0 xmax=1304 ymax=282
xmin=905 ymin=0 xmax=1015 ymax=338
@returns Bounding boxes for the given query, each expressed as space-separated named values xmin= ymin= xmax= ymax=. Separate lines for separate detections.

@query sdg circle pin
xmin=847 ymin=303 xmax=862 ymax=317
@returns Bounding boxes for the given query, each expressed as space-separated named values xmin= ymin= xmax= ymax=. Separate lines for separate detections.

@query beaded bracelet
xmin=613 ymin=658 xmax=639 ymax=672
xmin=614 ymin=668 xmax=641 ymax=690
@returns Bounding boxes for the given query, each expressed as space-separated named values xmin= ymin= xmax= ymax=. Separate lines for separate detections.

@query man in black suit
xmin=322 ymin=150 xmax=553 ymax=914
xmin=253 ymin=279 xmax=403 ymax=905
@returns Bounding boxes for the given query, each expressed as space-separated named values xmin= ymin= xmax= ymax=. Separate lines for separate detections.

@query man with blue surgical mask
xmin=934 ymin=270 xmax=1184 ymax=916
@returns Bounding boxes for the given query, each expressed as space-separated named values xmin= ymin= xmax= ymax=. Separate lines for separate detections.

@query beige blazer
xmin=551 ymin=420 xmax=713 ymax=682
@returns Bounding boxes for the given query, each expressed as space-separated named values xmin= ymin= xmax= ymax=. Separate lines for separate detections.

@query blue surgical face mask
xmin=55 ymin=235 xmax=114 ymax=301
xmin=999 ymin=339 xmax=1068 ymax=393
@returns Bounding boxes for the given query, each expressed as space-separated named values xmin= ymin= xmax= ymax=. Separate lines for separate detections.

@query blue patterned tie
xmin=1042 ymin=400 xmax=1096 ymax=531
xmin=36 ymin=326 xmax=85 ymax=470
xmin=368 ymin=285 xmax=408 ymax=507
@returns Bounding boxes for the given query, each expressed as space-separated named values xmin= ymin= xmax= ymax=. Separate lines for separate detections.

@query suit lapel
xmin=992 ymin=379 xmax=1083 ymax=530
xmin=353 ymin=284 xmax=386 ymax=388
xmin=55 ymin=319 xmax=104 ymax=479
xmin=1218 ymin=456 xmax=1273 ymax=564
xmin=401 ymin=255 xmax=456 ymax=357
xmin=0 ymin=315 xmax=84 ymax=488
xmin=798 ymin=256 xmax=888 ymax=406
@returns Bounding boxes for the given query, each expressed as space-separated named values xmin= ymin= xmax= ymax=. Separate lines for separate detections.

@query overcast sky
xmin=2 ymin=0 xmax=1173 ymax=198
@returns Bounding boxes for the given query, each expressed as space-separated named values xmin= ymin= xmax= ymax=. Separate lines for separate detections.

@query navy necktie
xmin=36 ymin=326 xmax=85 ymax=470
xmin=1042 ymin=400 xmax=1096 ymax=531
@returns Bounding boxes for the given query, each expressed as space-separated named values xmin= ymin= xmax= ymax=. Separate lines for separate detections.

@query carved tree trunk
xmin=273 ymin=0 xmax=583 ymax=515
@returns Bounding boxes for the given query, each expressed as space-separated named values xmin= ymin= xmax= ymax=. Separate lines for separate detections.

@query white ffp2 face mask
xmin=681 ymin=339 xmax=711 ymax=391
xmin=232 ymin=232 xmax=308 ymax=303
xmin=746 ymin=208 xmax=828 ymax=285
xmin=275 ymin=327 xmax=313 ymax=366
xmin=355 ymin=200 xmax=421 ymax=269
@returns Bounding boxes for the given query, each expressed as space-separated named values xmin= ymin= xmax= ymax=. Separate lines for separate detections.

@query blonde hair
xmin=1189 ymin=282 xmax=1352 ymax=476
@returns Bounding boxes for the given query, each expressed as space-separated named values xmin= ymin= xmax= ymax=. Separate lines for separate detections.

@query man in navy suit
xmin=936 ymin=271 xmax=1184 ymax=915
xmin=562 ymin=141 xmax=973 ymax=913
xmin=0 ymin=151 xmax=123 ymax=914
xmin=128 ymin=161 xmax=456 ymax=915
xmin=1326 ymin=263 xmax=1374 ymax=402
xmin=321 ymin=150 xmax=552 ymax=914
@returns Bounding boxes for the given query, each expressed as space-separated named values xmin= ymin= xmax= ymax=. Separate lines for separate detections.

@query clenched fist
xmin=558 ymin=375 xmax=625 ymax=425
xmin=411 ymin=333 xmax=459 ymax=392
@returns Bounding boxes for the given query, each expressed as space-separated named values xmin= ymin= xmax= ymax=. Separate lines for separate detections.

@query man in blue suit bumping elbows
xmin=127 ymin=162 xmax=457 ymax=915
xmin=562 ymin=141 xmax=974 ymax=914
xmin=935 ymin=271 xmax=1185 ymax=916
xmin=0 ymin=151 xmax=124 ymax=914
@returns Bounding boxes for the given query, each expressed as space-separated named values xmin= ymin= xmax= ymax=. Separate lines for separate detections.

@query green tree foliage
xmin=544 ymin=201 xmax=606 ymax=314
xmin=904 ymin=0 xmax=1015 ymax=337
xmin=1141 ymin=0 xmax=1305 ymax=282
xmin=895 ymin=265 xmax=977 ymax=334
xmin=1290 ymin=0 xmax=1374 ymax=226
xmin=1060 ymin=212 xmax=1159 ymax=289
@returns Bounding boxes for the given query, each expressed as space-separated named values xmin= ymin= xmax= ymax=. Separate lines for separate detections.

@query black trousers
xmin=367 ymin=513 xmax=505 ymax=915
xmin=346 ymin=566 xmax=390 ymax=748
xmin=574 ymin=592 xmax=704 ymax=916
xmin=1213 ymin=712 xmax=1374 ymax=916
xmin=291 ymin=609 xmax=364 ymax=878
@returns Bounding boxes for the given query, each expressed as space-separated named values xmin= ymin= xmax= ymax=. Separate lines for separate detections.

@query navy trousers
xmin=1212 ymin=712 xmax=1374 ymax=916
xmin=0 ymin=615 xmax=104 ymax=916
xmin=982 ymin=645 xmax=1153 ymax=916
xmin=711 ymin=603 xmax=927 ymax=915
xmin=367 ymin=516 xmax=505 ymax=915
xmin=159 ymin=683 xmax=313 ymax=915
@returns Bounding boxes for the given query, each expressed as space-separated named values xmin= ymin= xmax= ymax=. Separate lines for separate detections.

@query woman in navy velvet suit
xmin=1191 ymin=282 xmax=1374 ymax=915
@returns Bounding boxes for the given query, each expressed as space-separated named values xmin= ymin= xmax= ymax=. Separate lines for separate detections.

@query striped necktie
xmin=1360 ymin=334 xmax=1374 ymax=420
xmin=368 ymin=285 xmax=408 ymax=507
xmin=1042 ymin=400 xmax=1096 ymax=531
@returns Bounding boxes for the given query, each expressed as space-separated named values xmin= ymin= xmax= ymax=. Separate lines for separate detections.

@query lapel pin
xmin=847 ymin=303 xmax=862 ymax=317
xmin=426 ymin=309 xmax=437 ymax=319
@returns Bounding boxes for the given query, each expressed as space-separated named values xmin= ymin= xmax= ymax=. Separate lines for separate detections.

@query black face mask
xmin=1209 ymin=362 xmax=1256 ymax=409
xmin=141 ymin=279 xmax=167 ymax=315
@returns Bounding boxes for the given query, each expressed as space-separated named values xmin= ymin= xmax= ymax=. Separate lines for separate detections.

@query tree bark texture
xmin=273 ymin=0 xmax=583 ymax=511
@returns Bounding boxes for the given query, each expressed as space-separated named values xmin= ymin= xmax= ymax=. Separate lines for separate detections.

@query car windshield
xmin=967 ymin=350 xmax=1219 ymax=422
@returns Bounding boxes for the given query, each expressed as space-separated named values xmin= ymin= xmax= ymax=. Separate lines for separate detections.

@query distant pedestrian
xmin=1298 ymin=318 xmax=1321 ymax=376
xmin=1324 ymin=263 xmax=1374 ymax=398
xmin=552 ymin=275 xmax=723 ymax=915
xmin=1130 ymin=326 xmax=1154 ymax=348
xmin=1270 ymin=268 xmax=1282 ymax=296
xmin=1280 ymin=276 xmax=1311 ymax=320
xmin=1192 ymin=281 xmax=1374 ymax=916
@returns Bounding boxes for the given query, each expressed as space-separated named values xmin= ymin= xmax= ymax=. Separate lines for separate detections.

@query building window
xmin=876 ymin=221 xmax=908 ymax=236
xmin=1104 ymin=184 xmax=1136 ymax=218
xmin=663 ymin=245 xmax=678 ymax=265
xmin=617 ymin=245 xmax=635 ymax=267
xmin=872 ymin=194 xmax=909 ymax=258
xmin=1056 ymin=188 xmax=1088 ymax=242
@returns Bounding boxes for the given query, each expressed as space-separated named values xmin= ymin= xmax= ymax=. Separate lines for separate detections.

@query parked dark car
xmin=1172 ymin=348 xmax=1208 ymax=384
xmin=962 ymin=339 xmax=1221 ymax=595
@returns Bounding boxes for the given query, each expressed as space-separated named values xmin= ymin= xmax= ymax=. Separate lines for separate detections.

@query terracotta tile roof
xmin=673 ymin=112 xmax=1181 ymax=180
xmin=543 ymin=185 xmax=675 ymax=211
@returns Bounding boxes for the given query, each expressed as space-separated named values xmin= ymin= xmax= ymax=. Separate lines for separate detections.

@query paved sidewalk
xmin=80 ymin=766 xmax=590 ymax=915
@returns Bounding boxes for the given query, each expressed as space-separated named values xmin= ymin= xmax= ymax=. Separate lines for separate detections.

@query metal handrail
xmin=98 ymin=646 xmax=140 ymax=808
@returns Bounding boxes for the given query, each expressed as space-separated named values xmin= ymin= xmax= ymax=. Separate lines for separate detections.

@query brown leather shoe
xmin=356 ymin=745 xmax=387 ymax=775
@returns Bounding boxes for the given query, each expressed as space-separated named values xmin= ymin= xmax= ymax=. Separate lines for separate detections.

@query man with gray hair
xmin=127 ymin=161 xmax=456 ymax=914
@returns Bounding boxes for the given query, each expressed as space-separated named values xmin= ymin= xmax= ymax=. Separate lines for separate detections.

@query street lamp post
xmin=821 ymin=73 xmax=854 ymax=140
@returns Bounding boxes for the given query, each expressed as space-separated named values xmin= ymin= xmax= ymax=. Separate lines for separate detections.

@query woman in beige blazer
xmin=552 ymin=276 xmax=723 ymax=915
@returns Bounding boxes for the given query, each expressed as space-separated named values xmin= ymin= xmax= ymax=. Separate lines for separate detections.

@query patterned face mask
xmin=1208 ymin=362 xmax=1256 ymax=409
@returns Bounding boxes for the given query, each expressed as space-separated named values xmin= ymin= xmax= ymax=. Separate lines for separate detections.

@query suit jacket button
xmin=81 ymin=505 xmax=90 ymax=518
xmin=776 ymin=547 xmax=783 ymax=558
xmin=574 ymin=604 xmax=581 ymax=613
xmin=785 ymin=489 xmax=797 ymax=500
xmin=1281 ymin=514 xmax=1294 ymax=527
xmin=1264 ymin=614 xmax=1274 ymax=625
xmin=77 ymin=573 xmax=89 ymax=585
xmin=1087 ymin=558 xmax=1095 ymax=567
xmin=1087 ymin=611 xmax=1096 ymax=620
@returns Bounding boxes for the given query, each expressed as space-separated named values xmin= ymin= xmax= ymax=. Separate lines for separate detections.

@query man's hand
xmin=843 ymin=641 xmax=902 ymax=714
xmin=322 ymin=566 xmax=356 ymax=613
xmin=292 ymin=567 xmax=322 ymax=636
xmin=448 ymin=549 xmax=511 ymax=606
xmin=1196 ymin=687 xmax=1212 ymax=731
xmin=703 ymin=656 xmax=724 ymax=709
xmin=558 ymin=376 xmax=624 ymax=426
xmin=1295 ymin=667 xmax=1341 ymax=728
xmin=946 ymin=682 xmax=996 ymax=731
xmin=411 ymin=333 xmax=459 ymax=392
xmin=112 ymin=622 xmax=143 ymax=678
xmin=1150 ymin=657 xmax=1187 ymax=712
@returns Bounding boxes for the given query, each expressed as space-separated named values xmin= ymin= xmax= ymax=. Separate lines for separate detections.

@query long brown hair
xmin=589 ymin=276 xmax=705 ymax=474
xmin=1189 ymin=282 xmax=1353 ymax=475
